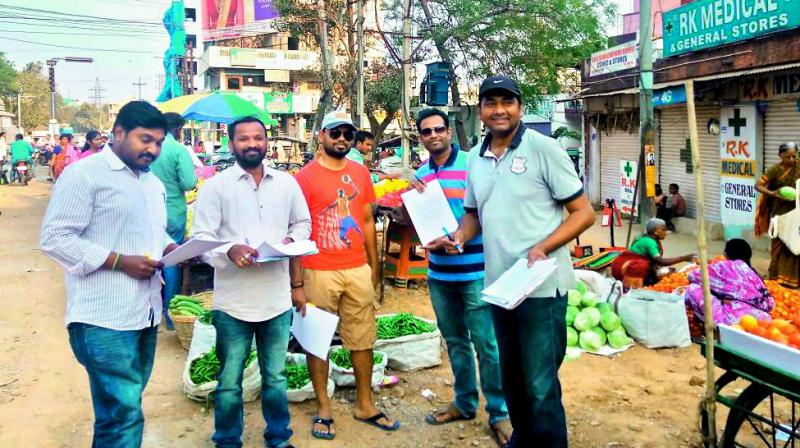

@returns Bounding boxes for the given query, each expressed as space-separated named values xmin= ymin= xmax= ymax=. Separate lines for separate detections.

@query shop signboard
xmin=653 ymin=85 xmax=687 ymax=107
xmin=663 ymin=0 xmax=800 ymax=58
xmin=719 ymin=104 xmax=758 ymax=236
xmin=264 ymin=92 xmax=293 ymax=114
xmin=620 ymin=160 xmax=639 ymax=215
xmin=589 ymin=40 xmax=638 ymax=77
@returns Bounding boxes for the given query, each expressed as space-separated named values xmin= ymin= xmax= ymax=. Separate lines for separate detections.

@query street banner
xmin=620 ymin=160 xmax=639 ymax=215
xmin=645 ymin=145 xmax=657 ymax=197
xmin=719 ymin=104 xmax=758 ymax=233
xmin=590 ymin=40 xmax=638 ymax=77
xmin=663 ymin=0 xmax=800 ymax=58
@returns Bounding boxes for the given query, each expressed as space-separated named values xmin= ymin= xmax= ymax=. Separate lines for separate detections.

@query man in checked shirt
xmin=40 ymin=101 xmax=179 ymax=448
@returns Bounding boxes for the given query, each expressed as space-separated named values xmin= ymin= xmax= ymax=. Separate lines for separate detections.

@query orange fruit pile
xmin=764 ymin=280 xmax=800 ymax=320
xmin=736 ymin=315 xmax=800 ymax=349
xmin=644 ymin=271 xmax=690 ymax=293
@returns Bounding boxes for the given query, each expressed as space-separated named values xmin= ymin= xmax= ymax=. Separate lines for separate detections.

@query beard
xmin=323 ymin=144 xmax=349 ymax=160
xmin=235 ymin=146 xmax=266 ymax=168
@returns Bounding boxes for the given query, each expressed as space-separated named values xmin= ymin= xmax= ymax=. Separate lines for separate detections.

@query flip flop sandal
xmin=424 ymin=404 xmax=474 ymax=425
xmin=490 ymin=420 xmax=513 ymax=448
xmin=354 ymin=411 xmax=400 ymax=431
xmin=311 ymin=416 xmax=335 ymax=440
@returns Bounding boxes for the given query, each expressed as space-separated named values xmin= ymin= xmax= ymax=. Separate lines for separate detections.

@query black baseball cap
xmin=479 ymin=75 xmax=521 ymax=101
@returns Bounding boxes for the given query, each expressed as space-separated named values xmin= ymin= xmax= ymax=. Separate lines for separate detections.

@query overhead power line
xmin=0 ymin=36 xmax=163 ymax=54
xmin=0 ymin=4 xmax=165 ymax=26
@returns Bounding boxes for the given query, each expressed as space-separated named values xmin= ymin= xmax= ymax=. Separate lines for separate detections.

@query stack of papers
xmin=255 ymin=239 xmax=319 ymax=263
xmin=291 ymin=306 xmax=340 ymax=359
xmin=158 ymin=237 xmax=228 ymax=267
xmin=400 ymin=179 xmax=459 ymax=246
xmin=481 ymin=258 xmax=558 ymax=310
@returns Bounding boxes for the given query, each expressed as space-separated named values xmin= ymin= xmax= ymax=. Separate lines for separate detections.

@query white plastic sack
xmin=768 ymin=179 xmax=800 ymax=255
xmin=374 ymin=314 xmax=442 ymax=371
xmin=574 ymin=270 xmax=614 ymax=303
xmin=285 ymin=353 xmax=334 ymax=403
xmin=328 ymin=346 xmax=388 ymax=387
xmin=613 ymin=289 xmax=691 ymax=349
xmin=188 ymin=320 xmax=216 ymax=360
xmin=182 ymin=349 xmax=261 ymax=403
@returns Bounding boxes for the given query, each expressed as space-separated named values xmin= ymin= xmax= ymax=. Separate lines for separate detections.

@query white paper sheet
xmin=291 ymin=306 xmax=340 ymax=360
xmin=481 ymin=258 xmax=558 ymax=309
xmin=255 ymin=240 xmax=319 ymax=263
xmin=158 ymin=237 xmax=228 ymax=267
xmin=400 ymin=179 xmax=459 ymax=246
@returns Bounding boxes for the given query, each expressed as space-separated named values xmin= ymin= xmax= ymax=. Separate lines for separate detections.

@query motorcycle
xmin=15 ymin=160 xmax=29 ymax=186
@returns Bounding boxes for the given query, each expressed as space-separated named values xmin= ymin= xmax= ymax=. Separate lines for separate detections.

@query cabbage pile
xmin=566 ymin=280 xmax=632 ymax=351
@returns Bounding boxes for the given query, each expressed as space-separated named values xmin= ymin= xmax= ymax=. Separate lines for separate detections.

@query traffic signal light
xmin=48 ymin=67 xmax=55 ymax=92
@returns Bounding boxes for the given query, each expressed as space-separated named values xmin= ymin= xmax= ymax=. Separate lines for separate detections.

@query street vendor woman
xmin=611 ymin=218 xmax=697 ymax=288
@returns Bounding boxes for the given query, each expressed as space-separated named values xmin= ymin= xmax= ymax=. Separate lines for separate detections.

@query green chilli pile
xmin=189 ymin=349 xmax=257 ymax=385
xmin=198 ymin=310 xmax=213 ymax=325
xmin=376 ymin=313 xmax=435 ymax=339
xmin=169 ymin=294 xmax=206 ymax=317
xmin=329 ymin=348 xmax=383 ymax=369
xmin=285 ymin=363 xmax=311 ymax=390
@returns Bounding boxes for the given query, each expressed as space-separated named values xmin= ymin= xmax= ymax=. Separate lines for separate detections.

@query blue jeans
xmin=428 ymin=279 xmax=508 ymax=425
xmin=491 ymin=295 xmax=568 ymax=448
xmin=162 ymin=224 xmax=186 ymax=329
xmin=67 ymin=323 xmax=157 ymax=448
xmin=212 ymin=310 xmax=293 ymax=448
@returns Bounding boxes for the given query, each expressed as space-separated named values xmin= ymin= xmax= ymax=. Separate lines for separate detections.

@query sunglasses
xmin=327 ymin=128 xmax=355 ymax=141
xmin=420 ymin=125 xmax=447 ymax=137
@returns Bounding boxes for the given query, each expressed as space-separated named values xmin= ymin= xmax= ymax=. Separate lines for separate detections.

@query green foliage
xmin=58 ymin=103 xmax=109 ymax=133
xmin=365 ymin=62 xmax=402 ymax=142
xmin=14 ymin=63 xmax=49 ymax=130
xmin=0 ymin=52 xmax=17 ymax=103
xmin=551 ymin=126 xmax=582 ymax=141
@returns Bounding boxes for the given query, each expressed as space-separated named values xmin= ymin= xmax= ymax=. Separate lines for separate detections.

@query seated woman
xmin=611 ymin=218 xmax=697 ymax=288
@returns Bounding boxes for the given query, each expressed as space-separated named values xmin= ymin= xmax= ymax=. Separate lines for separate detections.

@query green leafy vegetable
xmin=575 ymin=280 xmax=587 ymax=295
xmin=579 ymin=328 xmax=605 ymax=351
xmin=596 ymin=302 xmax=613 ymax=314
xmin=565 ymin=306 xmax=580 ymax=326
xmin=566 ymin=327 xmax=579 ymax=347
xmin=567 ymin=289 xmax=582 ymax=307
xmin=574 ymin=308 xmax=601 ymax=331
xmin=608 ymin=328 xmax=632 ymax=349
xmin=600 ymin=311 xmax=622 ymax=332
xmin=285 ymin=363 xmax=311 ymax=390
xmin=581 ymin=291 xmax=599 ymax=308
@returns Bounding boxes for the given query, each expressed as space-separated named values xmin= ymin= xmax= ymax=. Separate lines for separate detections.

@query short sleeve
xmin=541 ymin=139 xmax=583 ymax=203
xmin=463 ymin=151 xmax=478 ymax=211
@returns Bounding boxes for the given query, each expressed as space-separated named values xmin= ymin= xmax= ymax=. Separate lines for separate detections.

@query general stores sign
xmin=663 ymin=0 xmax=800 ymax=58
xmin=589 ymin=40 xmax=638 ymax=77
xmin=719 ymin=105 xmax=758 ymax=230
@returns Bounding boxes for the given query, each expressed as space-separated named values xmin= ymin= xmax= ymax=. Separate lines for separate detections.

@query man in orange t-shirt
xmin=293 ymin=111 xmax=399 ymax=440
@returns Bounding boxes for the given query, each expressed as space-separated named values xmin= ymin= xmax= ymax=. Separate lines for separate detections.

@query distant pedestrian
xmin=76 ymin=130 xmax=104 ymax=161
xmin=50 ymin=134 xmax=73 ymax=180
xmin=40 ymin=101 xmax=176 ymax=448
xmin=149 ymin=112 xmax=198 ymax=330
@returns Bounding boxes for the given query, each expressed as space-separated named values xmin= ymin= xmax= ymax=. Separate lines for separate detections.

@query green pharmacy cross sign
xmin=663 ymin=0 xmax=800 ymax=58
xmin=624 ymin=161 xmax=634 ymax=177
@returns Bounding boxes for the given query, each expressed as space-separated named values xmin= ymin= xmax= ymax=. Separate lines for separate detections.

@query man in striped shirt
xmin=40 ymin=101 xmax=178 ymax=448
xmin=411 ymin=108 xmax=511 ymax=445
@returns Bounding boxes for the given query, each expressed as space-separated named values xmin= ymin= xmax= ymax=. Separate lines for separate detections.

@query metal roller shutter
xmin=658 ymin=104 xmax=722 ymax=222
xmin=599 ymin=129 xmax=640 ymax=208
xmin=764 ymin=100 xmax=800 ymax=171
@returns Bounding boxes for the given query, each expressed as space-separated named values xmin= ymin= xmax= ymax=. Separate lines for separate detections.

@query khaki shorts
xmin=303 ymin=264 xmax=377 ymax=351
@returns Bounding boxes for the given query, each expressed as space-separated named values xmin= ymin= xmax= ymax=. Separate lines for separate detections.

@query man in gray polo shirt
xmin=444 ymin=76 xmax=595 ymax=447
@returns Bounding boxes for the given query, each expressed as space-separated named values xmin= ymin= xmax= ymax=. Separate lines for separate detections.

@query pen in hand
xmin=441 ymin=227 xmax=464 ymax=254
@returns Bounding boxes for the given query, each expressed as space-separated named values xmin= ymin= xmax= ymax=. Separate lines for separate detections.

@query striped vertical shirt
xmin=40 ymin=148 xmax=172 ymax=331
xmin=415 ymin=147 xmax=484 ymax=282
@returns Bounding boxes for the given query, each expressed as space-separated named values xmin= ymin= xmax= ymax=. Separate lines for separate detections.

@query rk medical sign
xmin=589 ymin=40 xmax=638 ymax=77
xmin=719 ymin=105 xmax=758 ymax=230
xmin=663 ymin=0 xmax=800 ymax=58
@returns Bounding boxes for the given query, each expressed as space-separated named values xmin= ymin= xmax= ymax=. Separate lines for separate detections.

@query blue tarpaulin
xmin=156 ymin=1 xmax=186 ymax=103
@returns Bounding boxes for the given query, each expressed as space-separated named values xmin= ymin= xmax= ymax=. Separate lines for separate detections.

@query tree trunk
xmin=309 ymin=0 xmax=334 ymax=153
xmin=419 ymin=0 xmax=470 ymax=151
xmin=368 ymin=112 xmax=394 ymax=144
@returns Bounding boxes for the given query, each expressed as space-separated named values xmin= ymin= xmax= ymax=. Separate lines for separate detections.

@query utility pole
xmin=637 ymin=0 xmax=656 ymax=222
xmin=133 ymin=77 xmax=147 ymax=100
xmin=89 ymin=78 xmax=106 ymax=105
xmin=309 ymin=0 xmax=333 ymax=152
xmin=355 ymin=0 xmax=366 ymax=129
xmin=400 ymin=0 xmax=412 ymax=173
xmin=45 ymin=57 xmax=93 ymax=136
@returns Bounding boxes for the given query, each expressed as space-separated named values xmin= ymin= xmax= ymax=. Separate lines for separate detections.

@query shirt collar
xmin=230 ymin=160 xmax=275 ymax=181
xmin=428 ymin=144 xmax=459 ymax=171
xmin=102 ymin=146 xmax=128 ymax=172
xmin=479 ymin=123 xmax=526 ymax=157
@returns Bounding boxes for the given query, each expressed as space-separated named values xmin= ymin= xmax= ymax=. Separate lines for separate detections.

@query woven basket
xmin=170 ymin=291 xmax=213 ymax=350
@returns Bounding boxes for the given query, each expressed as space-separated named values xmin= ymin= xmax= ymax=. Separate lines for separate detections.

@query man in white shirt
xmin=192 ymin=116 xmax=311 ymax=448
xmin=40 ymin=101 xmax=178 ymax=448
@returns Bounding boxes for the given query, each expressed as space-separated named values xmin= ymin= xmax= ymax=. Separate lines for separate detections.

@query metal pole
xmin=638 ymin=0 xmax=655 ymax=221
xmin=400 ymin=0 xmax=411 ymax=174
xmin=355 ymin=0 xmax=366 ymax=129
xmin=17 ymin=92 xmax=21 ymax=128
xmin=686 ymin=80 xmax=717 ymax=448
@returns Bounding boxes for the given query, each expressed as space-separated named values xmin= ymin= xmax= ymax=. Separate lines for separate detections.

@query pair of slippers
xmin=311 ymin=412 xmax=400 ymax=440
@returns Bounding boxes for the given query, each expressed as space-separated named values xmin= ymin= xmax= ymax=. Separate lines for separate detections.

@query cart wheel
xmin=720 ymin=383 xmax=776 ymax=448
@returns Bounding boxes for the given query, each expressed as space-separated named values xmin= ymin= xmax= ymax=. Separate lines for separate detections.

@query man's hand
xmin=372 ymin=268 xmax=380 ymax=290
xmin=440 ymin=229 xmax=465 ymax=255
xmin=684 ymin=254 xmax=699 ymax=264
xmin=526 ymin=245 xmax=549 ymax=267
xmin=163 ymin=243 xmax=180 ymax=256
xmin=409 ymin=177 xmax=426 ymax=194
xmin=118 ymin=255 xmax=163 ymax=280
xmin=423 ymin=236 xmax=448 ymax=251
xmin=227 ymin=244 xmax=259 ymax=269
xmin=291 ymin=287 xmax=307 ymax=317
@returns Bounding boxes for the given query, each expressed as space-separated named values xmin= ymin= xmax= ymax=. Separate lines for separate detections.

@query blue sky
xmin=0 ymin=0 xmax=631 ymax=104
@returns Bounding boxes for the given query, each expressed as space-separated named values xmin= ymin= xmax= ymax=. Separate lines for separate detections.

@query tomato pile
xmin=764 ymin=280 xmax=800 ymax=320
xmin=735 ymin=314 xmax=800 ymax=350
xmin=643 ymin=271 xmax=690 ymax=293
xmin=377 ymin=191 xmax=404 ymax=208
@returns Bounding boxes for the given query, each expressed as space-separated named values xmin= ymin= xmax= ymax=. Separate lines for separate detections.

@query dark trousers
xmin=68 ymin=323 xmax=157 ymax=448
xmin=656 ymin=205 xmax=675 ymax=231
xmin=491 ymin=295 xmax=568 ymax=448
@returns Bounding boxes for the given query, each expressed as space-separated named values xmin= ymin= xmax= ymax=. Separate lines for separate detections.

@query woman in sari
xmin=755 ymin=142 xmax=800 ymax=287
xmin=49 ymin=134 xmax=70 ymax=180
xmin=611 ymin=218 xmax=697 ymax=289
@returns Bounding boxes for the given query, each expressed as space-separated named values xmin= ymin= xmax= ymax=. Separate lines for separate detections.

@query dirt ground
xmin=0 ymin=173 xmax=765 ymax=447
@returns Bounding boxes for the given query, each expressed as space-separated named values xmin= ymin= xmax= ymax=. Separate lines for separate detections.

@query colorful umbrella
xmin=157 ymin=92 xmax=279 ymax=125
